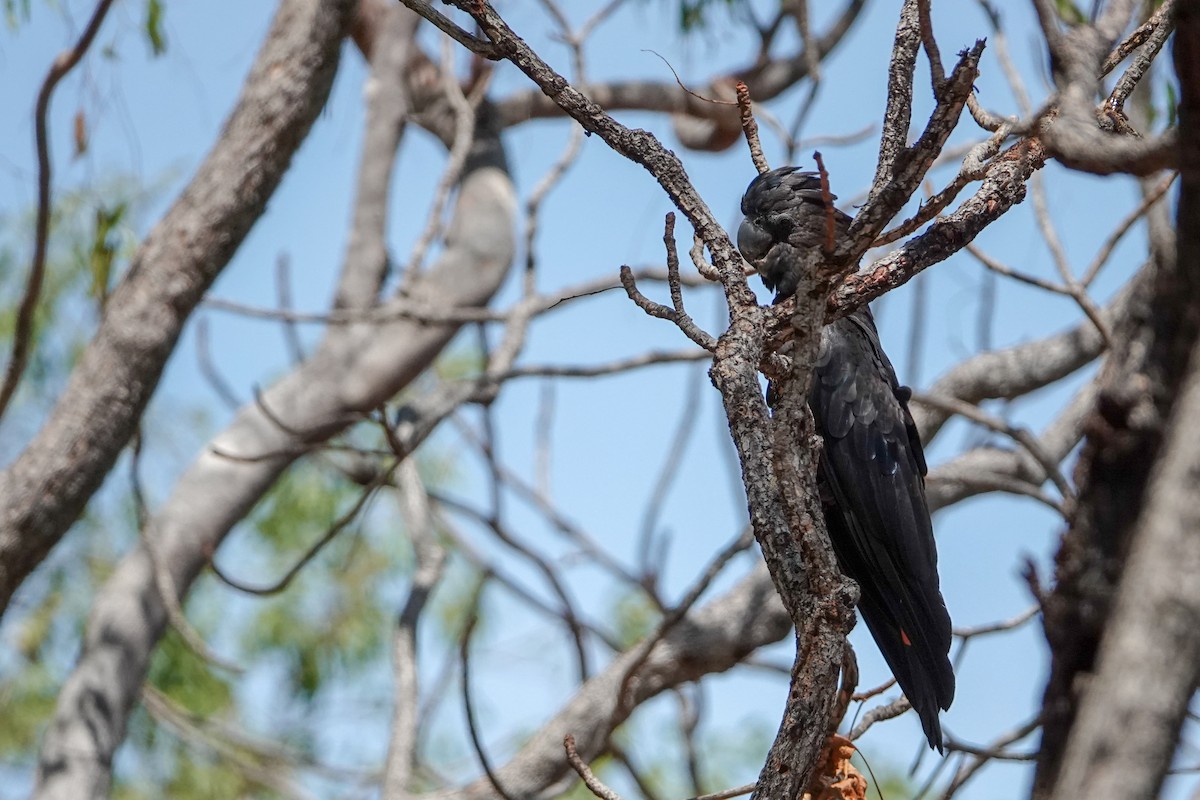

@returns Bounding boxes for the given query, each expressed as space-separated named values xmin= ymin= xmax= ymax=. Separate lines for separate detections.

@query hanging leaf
xmin=89 ymin=202 xmax=126 ymax=303
xmin=145 ymin=0 xmax=166 ymax=56
xmin=73 ymin=109 xmax=88 ymax=158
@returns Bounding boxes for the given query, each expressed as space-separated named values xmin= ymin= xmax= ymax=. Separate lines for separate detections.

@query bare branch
xmin=335 ymin=5 xmax=418 ymax=309
xmin=1100 ymin=0 xmax=1176 ymax=76
xmin=830 ymin=136 xmax=1045 ymax=316
xmin=383 ymin=460 xmax=447 ymax=800
xmin=911 ymin=265 xmax=1146 ymax=444
xmin=911 ymin=392 xmax=1075 ymax=509
xmin=941 ymin=715 xmax=1041 ymax=800
xmin=849 ymin=696 xmax=911 ymax=740
xmin=490 ymin=1 xmax=868 ymax=131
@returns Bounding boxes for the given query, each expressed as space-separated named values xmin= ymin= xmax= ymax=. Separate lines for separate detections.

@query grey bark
xmin=0 ymin=0 xmax=357 ymax=617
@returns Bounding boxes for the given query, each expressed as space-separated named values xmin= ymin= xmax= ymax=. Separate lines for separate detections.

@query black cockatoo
xmin=737 ymin=166 xmax=955 ymax=751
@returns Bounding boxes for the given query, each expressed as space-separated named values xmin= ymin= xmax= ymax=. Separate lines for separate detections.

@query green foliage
xmin=0 ymin=177 xmax=149 ymax=410
xmin=251 ymin=462 xmax=347 ymax=551
xmin=113 ymin=742 xmax=280 ymax=800
xmin=1053 ymin=0 xmax=1087 ymax=25
xmin=0 ymin=663 xmax=57 ymax=758
xmin=147 ymin=631 xmax=234 ymax=719
xmin=0 ymin=511 xmax=134 ymax=766
xmin=434 ymin=343 xmax=486 ymax=382
xmin=677 ymin=0 xmax=740 ymax=32
xmin=696 ymin=715 xmax=773 ymax=791
xmin=164 ymin=755 xmax=272 ymax=799
xmin=610 ymin=589 xmax=661 ymax=649
xmin=2 ymin=0 xmax=29 ymax=29
xmin=237 ymin=462 xmax=400 ymax=700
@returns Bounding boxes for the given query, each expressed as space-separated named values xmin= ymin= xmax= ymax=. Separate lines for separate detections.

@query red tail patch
xmin=900 ymin=629 xmax=912 ymax=646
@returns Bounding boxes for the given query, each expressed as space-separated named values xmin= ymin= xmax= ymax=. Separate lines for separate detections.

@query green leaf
xmin=4 ymin=0 xmax=32 ymax=30
xmin=89 ymin=202 xmax=126 ymax=302
xmin=145 ymin=0 xmax=166 ymax=56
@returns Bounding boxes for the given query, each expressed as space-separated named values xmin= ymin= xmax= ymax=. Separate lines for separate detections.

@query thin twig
xmin=916 ymin=0 xmax=946 ymax=90
xmin=940 ymin=715 xmax=1042 ymax=799
xmin=911 ymin=392 xmax=1076 ymax=508
xmin=501 ymin=348 xmax=711 ymax=380
xmin=851 ymin=678 xmax=896 ymax=703
xmin=736 ymin=81 xmax=770 ymax=174
xmin=954 ymin=604 xmax=1039 ymax=639
xmin=432 ymin=438 xmax=593 ymax=678
xmin=132 ymin=431 xmax=244 ymax=674
xmin=607 ymin=743 xmax=666 ymax=800
xmin=849 ymin=696 xmax=912 ymax=740
xmin=461 ymin=578 xmax=519 ymax=800
xmin=1100 ymin=0 xmax=1175 ymax=75
xmin=1083 ymin=171 xmax=1176 ymax=287
xmin=195 ymin=317 xmax=242 ymax=410
xmin=620 ymin=263 xmax=717 ymax=352
xmin=614 ymin=526 xmax=755 ymax=714
xmin=382 ymin=459 xmax=447 ymax=798
xmin=141 ymin=686 xmax=318 ymax=800
xmin=564 ymin=734 xmax=623 ymax=800
xmin=686 ymin=783 xmax=757 ymax=800
xmin=209 ymin=462 xmax=396 ymax=595
xmin=1106 ymin=0 xmax=1175 ymax=111
xmin=812 ymin=150 xmax=836 ymax=255
xmin=637 ymin=362 xmax=705 ymax=589
xmin=404 ymin=37 xmax=491 ymax=280
xmin=275 ymin=253 xmax=306 ymax=364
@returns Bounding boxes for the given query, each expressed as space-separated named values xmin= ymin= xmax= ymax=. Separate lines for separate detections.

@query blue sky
xmin=0 ymin=1 xmax=1183 ymax=798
